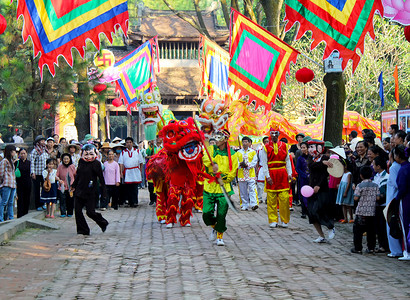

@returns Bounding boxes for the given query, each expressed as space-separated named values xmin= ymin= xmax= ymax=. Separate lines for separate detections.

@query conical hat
xmin=329 ymin=146 xmax=346 ymax=159
xmin=327 ymin=158 xmax=344 ymax=178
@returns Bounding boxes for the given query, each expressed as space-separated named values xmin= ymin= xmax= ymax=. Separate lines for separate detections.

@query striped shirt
xmin=0 ymin=159 xmax=16 ymax=189
xmin=30 ymin=148 xmax=50 ymax=176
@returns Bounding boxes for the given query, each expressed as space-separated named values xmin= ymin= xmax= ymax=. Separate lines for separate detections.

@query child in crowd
xmin=372 ymin=156 xmax=389 ymax=253
xmin=41 ymin=158 xmax=60 ymax=218
xmin=56 ymin=153 xmax=76 ymax=217
xmin=336 ymin=159 xmax=354 ymax=223
xmin=351 ymin=166 xmax=380 ymax=254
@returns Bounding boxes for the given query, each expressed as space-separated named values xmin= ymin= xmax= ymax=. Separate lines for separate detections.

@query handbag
xmin=43 ymin=172 xmax=51 ymax=192
xmin=15 ymin=161 xmax=21 ymax=178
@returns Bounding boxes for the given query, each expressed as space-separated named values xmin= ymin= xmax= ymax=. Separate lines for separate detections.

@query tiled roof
xmin=157 ymin=67 xmax=201 ymax=96
xmin=129 ymin=9 xmax=229 ymax=44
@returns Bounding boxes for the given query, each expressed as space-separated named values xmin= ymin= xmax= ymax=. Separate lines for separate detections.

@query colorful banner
xmin=381 ymin=110 xmax=398 ymax=139
xmin=114 ymin=38 xmax=157 ymax=113
xmin=229 ymin=9 xmax=299 ymax=111
xmin=378 ymin=72 xmax=384 ymax=107
xmin=284 ymin=0 xmax=384 ymax=72
xmin=199 ymin=35 xmax=230 ymax=100
xmin=16 ymin=0 xmax=129 ymax=77
xmin=394 ymin=65 xmax=399 ymax=104
xmin=398 ymin=109 xmax=410 ymax=133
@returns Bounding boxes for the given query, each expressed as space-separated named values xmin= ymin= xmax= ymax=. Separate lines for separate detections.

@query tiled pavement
xmin=0 ymin=188 xmax=409 ymax=299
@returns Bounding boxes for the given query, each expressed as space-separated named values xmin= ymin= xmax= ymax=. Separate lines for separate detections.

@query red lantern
xmin=405 ymin=26 xmax=410 ymax=43
xmin=112 ymin=98 xmax=122 ymax=107
xmin=0 ymin=14 xmax=7 ymax=35
xmin=93 ymin=84 xmax=107 ymax=93
xmin=42 ymin=102 xmax=51 ymax=110
xmin=90 ymin=106 xmax=97 ymax=115
xmin=295 ymin=68 xmax=315 ymax=83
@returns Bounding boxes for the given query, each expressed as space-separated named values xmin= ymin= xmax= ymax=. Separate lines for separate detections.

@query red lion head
xmin=159 ymin=117 xmax=204 ymax=161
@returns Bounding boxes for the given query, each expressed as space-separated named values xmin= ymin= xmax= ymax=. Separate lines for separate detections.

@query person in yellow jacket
xmin=237 ymin=136 xmax=258 ymax=211
xmin=202 ymin=129 xmax=239 ymax=246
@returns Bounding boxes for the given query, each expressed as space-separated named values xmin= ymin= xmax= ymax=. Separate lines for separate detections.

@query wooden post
xmin=127 ymin=113 xmax=132 ymax=137
xmin=323 ymin=72 xmax=346 ymax=147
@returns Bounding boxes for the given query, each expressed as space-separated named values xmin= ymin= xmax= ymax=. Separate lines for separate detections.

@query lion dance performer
xmin=158 ymin=118 xmax=204 ymax=228
xmin=259 ymin=125 xmax=293 ymax=228
xmin=195 ymin=94 xmax=232 ymax=213
xmin=146 ymin=148 xmax=169 ymax=223
xmin=202 ymin=129 xmax=239 ymax=246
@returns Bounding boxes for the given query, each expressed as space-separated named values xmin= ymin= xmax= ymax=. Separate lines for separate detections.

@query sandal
xmin=375 ymin=248 xmax=387 ymax=253
xmin=338 ymin=219 xmax=347 ymax=223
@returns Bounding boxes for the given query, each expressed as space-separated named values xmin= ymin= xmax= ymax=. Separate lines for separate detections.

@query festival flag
xmin=115 ymin=38 xmax=158 ymax=113
xmin=229 ymin=9 xmax=299 ymax=111
xmin=284 ymin=0 xmax=384 ymax=72
xmin=16 ymin=0 xmax=129 ymax=77
xmin=378 ymin=71 xmax=384 ymax=107
xmin=393 ymin=65 xmax=399 ymax=104
xmin=199 ymin=35 xmax=230 ymax=100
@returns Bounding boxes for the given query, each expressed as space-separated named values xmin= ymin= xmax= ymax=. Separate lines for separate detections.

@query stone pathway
xmin=0 ymin=188 xmax=409 ymax=299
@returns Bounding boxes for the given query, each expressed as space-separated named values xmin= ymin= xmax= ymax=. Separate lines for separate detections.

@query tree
xmin=0 ymin=1 xmax=74 ymax=140
xmin=157 ymin=0 xmax=285 ymax=38
xmin=344 ymin=16 xmax=410 ymax=116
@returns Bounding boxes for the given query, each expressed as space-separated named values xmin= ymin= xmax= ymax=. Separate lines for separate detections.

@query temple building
xmin=55 ymin=6 xmax=228 ymax=142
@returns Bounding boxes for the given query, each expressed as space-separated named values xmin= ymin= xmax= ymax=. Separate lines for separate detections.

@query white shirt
xmin=257 ymin=149 xmax=266 ymax=181
xmin=237 ymin=148 xmax=258 ymax=181
xmin=118 ymin=148 xmax=144 ymax=183
xmin=13 ymin=135 xmax=24 ymax=143
xmin=386 ymin=162 xmax=400 ymax=204
xmin=42 ymin=169 xmax=57 ymax=184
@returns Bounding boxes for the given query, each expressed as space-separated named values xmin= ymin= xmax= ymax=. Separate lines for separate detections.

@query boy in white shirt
xmin=237 ymin=136 xmax=258 ymax=211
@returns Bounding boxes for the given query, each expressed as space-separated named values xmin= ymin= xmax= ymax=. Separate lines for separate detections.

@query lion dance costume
xmin=147 ymin=118 xmax=204 ymax=228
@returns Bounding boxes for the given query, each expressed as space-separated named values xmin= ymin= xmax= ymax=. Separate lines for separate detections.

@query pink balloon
xmin=301 ymin=185 xmax=314 ymax=198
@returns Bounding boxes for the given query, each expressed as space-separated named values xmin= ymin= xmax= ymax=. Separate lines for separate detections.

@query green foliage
xmin=344 ymin=16 xmax=410 ymax=117
xmin=143 ymin=0 xmax=215 ymax=10
xmin=0 ymin=2 xmax=87 ymax=138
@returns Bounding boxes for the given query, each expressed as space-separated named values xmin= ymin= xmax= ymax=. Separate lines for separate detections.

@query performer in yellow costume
xmin=259 ymin=126 xmax=293 ymax=228
xmin=202 ymin=130 xmax=239 ymax=246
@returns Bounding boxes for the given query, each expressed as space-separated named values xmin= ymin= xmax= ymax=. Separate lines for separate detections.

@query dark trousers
xmin=329 ymin=188 xmax=343 ymax=221
xmin=17 ymin=183 xmax=31 ymax=218
xmin=148 ymin=182 xmax=157 ymax=204
xmin=125 ymin=183 xmax=138 ymax=207
xmin=118 ymin=183 xmax=126 ymax=205
xmin=106 ymin=185 xmax=119 ymax=209
xmin=375 ymin=206 xmax=389 ymax=251
xmin=353 ymin=215 xmax=376 ymax=251
xmin=32 ymin=175 xmax=44 ymax=209
xmin=291 ymin=182 xmax=298 ymax=204
xmin=58 ymin=190 xmax=74 ymax=216
xmin=74 ymin=196 xmax=108 ymax=235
